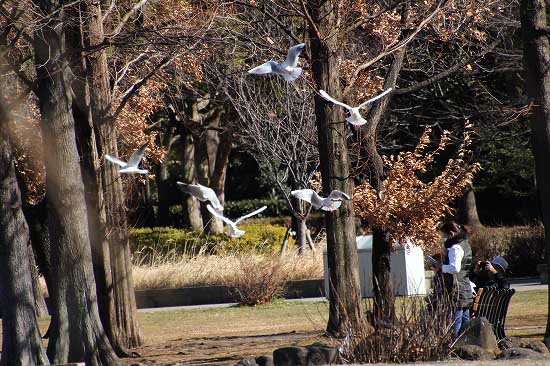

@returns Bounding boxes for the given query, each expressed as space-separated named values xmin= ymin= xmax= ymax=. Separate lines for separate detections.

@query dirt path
xmin=127 ymin=331 xmax=326 ymax=365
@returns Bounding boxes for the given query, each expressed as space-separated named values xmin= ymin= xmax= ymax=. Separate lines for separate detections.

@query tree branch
xmin=111 ymin=53 xmax=175 ymax=123
xmin=343 ymin=0 xmax=448 ymax=96
xmin=394 ymin=40 xmax=500 ymax=95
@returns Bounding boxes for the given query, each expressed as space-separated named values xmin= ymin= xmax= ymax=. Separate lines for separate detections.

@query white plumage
xmin=248 ymin=43 xmax=306 ymax=82
xmin=105 ymin=142 xmax=149 ymax=174
xmin=177 ymin=182 xmax=223 ymax=212
xmin=318 ymin=88 xmax=393 ymax=126
xmin=291 ymin=189 xmax=351 ymax=211
xmin=206 ymin=204 xmax=267 ymax=238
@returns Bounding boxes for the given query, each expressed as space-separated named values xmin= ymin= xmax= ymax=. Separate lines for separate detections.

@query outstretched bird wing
xmin=105 ymin=154 xmax=127 ymax=168
xmin=358 ymin=88 xmax=393 ymax=108
xmin=319 ymin=90 xmax=353 ymax=111
xmin=235 ymin=206 xmax=267 ymax=224
xmin=127 ymin=142 xmax=149 ymax=167
xmin=282 ymin=43 xmax=306 ymax=68
xmin=248 ymin=61 xmax=275 ymax=75
xmin=206 ymin=204 xmax=235 ymax=227
xmin=291 ymin=189 xmax=315 ymax=204
xmin=328 ymin=190 xmax=351 ymax=201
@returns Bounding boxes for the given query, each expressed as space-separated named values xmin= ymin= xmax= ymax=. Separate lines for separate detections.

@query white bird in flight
xmin=248 ymin=43 xmax=306 ymax=82
xmin=177 ymin=182 xmax=223 ymax=212
xmin=318 ymin=88 xmax=393 ymax=126
xmin=207 ymin=204 xmax=267 ymax=238
xmin=105 ymin=142 xmax=149 ymax=174
xmin=291 ymin=189 xmax=351 ymax=211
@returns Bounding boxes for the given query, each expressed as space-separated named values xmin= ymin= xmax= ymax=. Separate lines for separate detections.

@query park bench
xmin=470 ymin=286 xmax=515 ymax=340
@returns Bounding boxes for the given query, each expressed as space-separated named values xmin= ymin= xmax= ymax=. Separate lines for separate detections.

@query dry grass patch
xmin=132 ymin=249 xmax=324 ymax=290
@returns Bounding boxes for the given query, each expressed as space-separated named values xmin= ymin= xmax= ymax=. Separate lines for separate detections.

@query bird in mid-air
xmin=206 ymin=204 xmax=267 ymax=238
xmin=291 ymin=189 xmax=351 ymax=211
xmin=318 ymin=88 xmax=393 ymax=126
xmin=248 ymin=43 xmax=306 ymax=82
xmin=105 ymin=142 xmax=149 ymax=174
xmin=177 ymin=182 xmax=223 ymax=212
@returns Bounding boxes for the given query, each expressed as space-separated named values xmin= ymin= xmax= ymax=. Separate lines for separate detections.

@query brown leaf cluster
xmin=115 ymin=76 xmax=166 ymax=166
xmin=354 ymin=122 xmax=480 ymax=252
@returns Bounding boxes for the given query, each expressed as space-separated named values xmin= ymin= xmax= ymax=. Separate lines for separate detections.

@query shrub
xmin=230 ymin=254 xmax=289 ymax=306
xmin=340 ymin=296 xmax=455 ymax=363
xmin=469 ymin=225 xmax=545 ymax=276
xmin=129 ymin=225 xmax=292 ymax=264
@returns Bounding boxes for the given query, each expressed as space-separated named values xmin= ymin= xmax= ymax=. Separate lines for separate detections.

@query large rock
xmin=256 ymin=354 xmax=274 ymax=366
xmin=500 ymin=337 xmax=550 ymax=356
xmin=273 ymin=344 xmax=337 ymax=366
xmin=273 ymin=346 xmax=309 ymax=366
xmin=305 ymin=344 xmax=338 ymax=365
xmin=454 ymin=344 xmax=495 ymax=361
xmin=497 ymin=347 xmax=550 ymax=360
xmin=524 ymin=341 xmax=550 ymax=356
xmin=454 ymin=317 xmax=498 ymax=354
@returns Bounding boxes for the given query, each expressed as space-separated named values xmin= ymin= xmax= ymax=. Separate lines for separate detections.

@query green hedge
xmin=469 ymin=225 xmax=545 ymax=277
xmin=130 ymin=225 xmax=293 ymax=263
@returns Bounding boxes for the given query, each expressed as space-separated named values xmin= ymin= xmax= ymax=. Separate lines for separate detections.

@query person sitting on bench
xmin=470 ymin=255 xmax=510 ymax=292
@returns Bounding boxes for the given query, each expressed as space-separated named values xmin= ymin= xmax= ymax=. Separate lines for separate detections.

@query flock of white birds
xmin=105 ymin=43 xmax=391 ymax=237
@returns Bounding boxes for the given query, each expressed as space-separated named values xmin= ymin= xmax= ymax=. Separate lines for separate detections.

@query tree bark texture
xmin=33 ymin=2 xmax=123 ymax=363
xmin=0 ymin=102 xmax=49 ymax=366
xmin=68 ymin=11 xmax=117 ymax=350
xmin=307 ymin=0 xmax=363 ymax=336
xmin=180 ymin=132 xmax=203 ymax=229
xmin=360 ymin=2 xmax=409 ymax=324
xmin=84 ymin=0 xmax=143 ymax=350
xmin=457 ymin=185 xmax=482 ymax=227
xmin=520 ymin=0 xmax=550 ymax=347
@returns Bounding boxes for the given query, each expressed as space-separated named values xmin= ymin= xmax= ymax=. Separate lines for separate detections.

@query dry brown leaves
xmin=354 ymin=122 xmax=480 ymax=252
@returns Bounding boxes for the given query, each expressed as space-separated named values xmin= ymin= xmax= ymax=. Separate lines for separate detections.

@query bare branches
xmin=112 ymin=52 xmax=176 ymax=123
xmin=107 ymin=0 xmax=150 ymax=38
xmin=225 ymin=73 xmax=319 ymax=207
xmin=393 ymin=40 xmax=500 ymax=95
xmin=343 ymin=0 xmax=449 ymax=96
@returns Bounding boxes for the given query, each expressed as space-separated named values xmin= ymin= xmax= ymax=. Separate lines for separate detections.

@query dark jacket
xmin=469 ymin=269 xmax=509 ymax=290
xmin=442 ymin=231 xmax=473 ymax=308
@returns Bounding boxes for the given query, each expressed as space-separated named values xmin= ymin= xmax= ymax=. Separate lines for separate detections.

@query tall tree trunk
xmin=180 ymin=132 xmax=202 ymax=229
xmin=520 ymin=0 xmax=550 ymax=347
xmin=457 ymin=185 xmax=483 ymax=227
xmin=33 ymin=2 xmax=122 ymax=363
xmin=210 ymin=128 xmax=232 ymax=212
xmin=193 ymin=132 xmax=224 ymax=233
xmin=307 ymin=0 xmax=363 ymax=336
xmin=361 ymin=1 xmax=409 ymax=324
xmin=83 ymin=0 xmax=143 ymax=350
xmin=68 ymin=11 xmax=116 ymax=350
xmin=0 ymin=102 xmax=49 ymax=366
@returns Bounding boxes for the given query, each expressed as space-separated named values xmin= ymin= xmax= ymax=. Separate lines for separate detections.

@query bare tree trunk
xmin=361 ymin=1 xmax=409 ymax=324
xmin=68 ymin=16 xmax=116 ymax=350
xmin=180 ymin=132 xmax=202 ymax=229
xmin=83 ymin=0 xmax=143 ymax=351
xmin=33 ymin=2 xmax=122 ymax=363
xmin=0 ymin=105 xmax=49 ymax=366
xmin=457 ymin=185 xmax=483 ymax=227
xmin=308 ymin=0 xmax=363 ymax=336
xmin=193 ymin=132 xmax=224 ymax=233
xmin=520 ymin=0 xmax=550 ymax=347
xmin=28 ymin=243 xmax=49 ymax=318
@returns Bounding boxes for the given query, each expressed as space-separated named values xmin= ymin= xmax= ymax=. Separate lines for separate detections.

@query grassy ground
xmin=1 ymin=290 xmax=547 ymax=365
